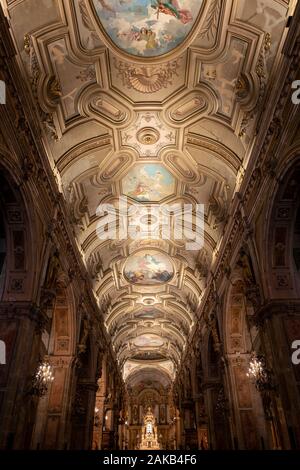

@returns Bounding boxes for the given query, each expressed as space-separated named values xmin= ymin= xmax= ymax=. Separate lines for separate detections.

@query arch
xmin=31 ymin=256 xmax=78 ymax=450
xmin=264 ymin=159 xmax=300 ymax=299
xmin=0 ymin=165 xmax=37 ymax=301
xmin=0 ymin=162 xmax=39 ymax=449
xmin=222 ymin=268 xmax=269 ymax=450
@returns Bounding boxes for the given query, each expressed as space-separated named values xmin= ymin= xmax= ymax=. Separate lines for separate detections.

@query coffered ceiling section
xmin=4 ymin=0 xmax=292 ymax=379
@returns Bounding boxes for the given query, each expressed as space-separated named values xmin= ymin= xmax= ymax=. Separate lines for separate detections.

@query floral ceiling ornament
xmin=137 ymin=128 xmax=160 ymax=146
xmin=120 ymin=112 xmax=176 ymax=157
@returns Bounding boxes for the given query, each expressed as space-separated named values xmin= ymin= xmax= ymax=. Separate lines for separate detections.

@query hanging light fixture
xmin=246 ymin=353 xmax=272 ymax=391
xmin=31 ymin=361 xmax=54 ymax=396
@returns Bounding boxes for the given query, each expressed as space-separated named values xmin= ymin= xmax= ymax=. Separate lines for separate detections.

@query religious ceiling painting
xmin=135 ymin=308 xmax=162 ymax=319
xmin=122 ymin=164 xmax=175 ymax=202
xmin=92 ymin=0 xmax=204 ymax=58
xmin=133 ymin=334 xmax=164 ymax=348
xmin=124 ymin=250 xmax=174 ymax=284
xmin=131 ymin=352 xmax=167 ymax=361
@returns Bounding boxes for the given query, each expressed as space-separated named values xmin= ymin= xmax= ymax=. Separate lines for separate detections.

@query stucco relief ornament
xmin=23 ymin=34 xmax=60 ymax=141
xmin=238 ymin=33 xmax=271 ymax=138
xmin=78 ymin=314 xmax=90 ymax=355
xmin=114 ymin=58 xmax=181 ymax=93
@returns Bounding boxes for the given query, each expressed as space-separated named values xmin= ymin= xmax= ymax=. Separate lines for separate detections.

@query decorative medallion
xmin=137 ymin=127 xmax=160 ymax=145
xmin=124 ymin=250 xmax=174 ymax=284
xmin=121 ymin=112 xmax=176 ymax=157
xmin=92 ymin=0 xmax=205 ymax=58
xmin=122 ymin=164 xmax=175 ymax=202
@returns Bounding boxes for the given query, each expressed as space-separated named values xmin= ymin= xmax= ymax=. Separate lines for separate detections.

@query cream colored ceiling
xmin=2 ymin=0 xmax=294 ymax=387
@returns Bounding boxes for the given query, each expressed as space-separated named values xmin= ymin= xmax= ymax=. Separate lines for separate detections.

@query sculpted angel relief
xmin=93 ymin=0 xmax=203 ymax=57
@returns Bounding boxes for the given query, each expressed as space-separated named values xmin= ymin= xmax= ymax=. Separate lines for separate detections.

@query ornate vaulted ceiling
xmin=2 ymin=0 xmax=295 ymax=388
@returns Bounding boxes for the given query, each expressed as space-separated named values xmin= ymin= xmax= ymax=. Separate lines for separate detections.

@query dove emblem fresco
xmin=92 ymin=0 xmax=204 ymax=57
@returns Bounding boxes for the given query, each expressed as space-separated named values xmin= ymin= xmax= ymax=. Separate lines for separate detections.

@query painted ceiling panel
xmin=92 ymin=0 xmax=205 ymax=58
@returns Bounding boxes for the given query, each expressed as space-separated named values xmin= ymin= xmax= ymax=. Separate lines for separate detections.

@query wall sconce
xmin=31 ymin=361 xmax=54 ymax=396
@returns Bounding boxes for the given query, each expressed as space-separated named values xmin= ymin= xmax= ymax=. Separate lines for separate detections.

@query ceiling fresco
xmin=4 ymin=0 xmax=293 ymax=391
xmin=91 ymin=0 xmax=205 ymax=58
xmin=133 ymin=334 xmax=165 ymax=348
xmin=134 ymin=308 xmax=163 ymax=319
xmin=124 ymin=251 xmax=174 ymax=284
xmin=122 ymin=164 xmax=175 ymax=202
xmin=131 ymin=352 xmax=167 ymax=361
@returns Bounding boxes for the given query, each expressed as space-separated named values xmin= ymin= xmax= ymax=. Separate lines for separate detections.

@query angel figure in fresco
xmin=118 ymin=26 xmax=158 ymax=50
xmin=139 ymin=27 xmax=158 ymax=50
xmin=151 ymin=0 xmax=193 ymax=24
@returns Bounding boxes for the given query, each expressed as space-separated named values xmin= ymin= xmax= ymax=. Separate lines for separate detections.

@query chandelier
xmin=246 ymin=353 xmax=272 ymax=391
xmin=31 ymin=362 xmax=54 ymax=396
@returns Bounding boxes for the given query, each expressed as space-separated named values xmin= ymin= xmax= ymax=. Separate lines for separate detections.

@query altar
xmin=139 ymin=407 xmax=160 ymax=450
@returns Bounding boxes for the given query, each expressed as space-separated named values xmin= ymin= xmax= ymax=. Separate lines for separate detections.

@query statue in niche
xmin=208 ymin=314 xmax=222 ymax=354
xmin=95 ymin=348 xmax=104 ymax=380
xmin=78 ymin=315 xmax=89 ymax=355
xmin=274 ymin=241 xmax=285 ymax=266
xmin=236 ymin=249 xmax=262 ymax=311
xmin=133 ymin=404 xmax=139 ymax=424
xmin=160 ymin=404 xmax=166 ymax=424
xmin=44 ymin=251 xmax=60 ymax=289
xmin=237 ymin=248 xmax=255 ymax=286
